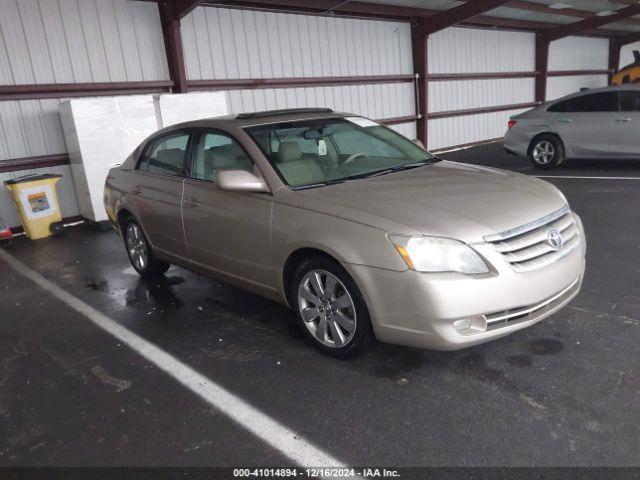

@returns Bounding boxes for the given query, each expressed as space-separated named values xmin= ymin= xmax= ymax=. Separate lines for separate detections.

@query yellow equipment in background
xmin=612 ymin=50 xmax=640 ymax=86
xmin=4 ymin=174 xmax=64 ymax=240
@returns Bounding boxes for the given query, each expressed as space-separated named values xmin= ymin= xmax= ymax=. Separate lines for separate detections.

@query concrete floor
xmin=1 ymin=142 xmax=639 ymax=467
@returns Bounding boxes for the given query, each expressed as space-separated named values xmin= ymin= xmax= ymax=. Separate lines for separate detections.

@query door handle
xmin=183 ymin=196 xmax=199 ymax=208
xmin=558 ymin=118 xmax=573 ymax=124
xmin=131 ymin=185 xmax=142 ymax=195
xmin=616 ymin=117 xmax=632 ymax=123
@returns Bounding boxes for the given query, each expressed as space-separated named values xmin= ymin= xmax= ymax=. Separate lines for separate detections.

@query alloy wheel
xmin=533 ymin=140 xmax=555 ymax=165
xmin=297 ymin=269 xmax=357 ymax=348
xmin=126 ymin=222 xmax=148 ymax=271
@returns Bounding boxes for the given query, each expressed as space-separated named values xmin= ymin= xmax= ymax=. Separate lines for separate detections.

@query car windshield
xmin=245 ymin=117 xmax=438 ymax=189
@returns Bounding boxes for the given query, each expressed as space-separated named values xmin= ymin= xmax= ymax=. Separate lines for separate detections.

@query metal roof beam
xmin=418 ymin=0 xmax=513 ymax=35
xmin=168 ymin=0 xmax=203 ymax=19
xmin=540 ymin=4 xmax=640 ymax=43
xmin=613 ymin=31 xmax=640 ymax=47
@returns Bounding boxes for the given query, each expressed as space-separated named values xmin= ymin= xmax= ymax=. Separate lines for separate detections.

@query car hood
xmin=284 ymin=161 xmax=567 ymax=243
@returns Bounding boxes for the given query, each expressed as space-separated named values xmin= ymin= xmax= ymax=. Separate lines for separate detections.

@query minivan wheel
xmin=124 ymin=219 xmax=170 ymax=278
xmin=529 ymin=135 xmax=565 ymax=169
xmin=292 ymin=257 xmax=373 ymax=358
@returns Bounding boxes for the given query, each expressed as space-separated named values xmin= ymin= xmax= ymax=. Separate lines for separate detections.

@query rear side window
xmin=138 ymin=131 xmax=191 ymax=176
xmin=620 ymin=91 xmax=640 ymax=112
xmin=549 ymin=92 xmax=619 ymax=113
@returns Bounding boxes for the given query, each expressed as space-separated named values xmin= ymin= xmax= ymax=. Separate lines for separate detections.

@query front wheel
xmin=124 ymin=219 xmax=170 ymax=278
xmin=292 ymin=257 xmax=373 ymax=358
xmin=529 ymin=135 xmax=565 ymax=169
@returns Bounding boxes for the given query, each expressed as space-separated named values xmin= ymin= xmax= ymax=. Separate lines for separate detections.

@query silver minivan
xmin=504 ymin=85 xmax=640 ymax=168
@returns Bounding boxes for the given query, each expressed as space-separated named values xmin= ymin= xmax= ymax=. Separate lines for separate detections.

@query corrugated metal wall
xmin=0 ymin=0 xmax=169 ymax=225
xmin=546 ymin=36 xmax=609 ymax=100
xmin=0 ymin=0 xmax=168 ymax=85
xmin=426 ymin=27 xmax=535 ymax=150
xmin=182 ymin=8 xmax=413 ymax=79
xmin=180 ymin=6 xmax=417 ymax=135
xmin=0 ymin=0 xmax=169 ymax=161
xmin=620 ymin=42 xmax=640 ymax=67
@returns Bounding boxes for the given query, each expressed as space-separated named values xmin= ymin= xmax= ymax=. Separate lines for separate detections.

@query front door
xmin=610 ymin=90 xmax=640 ymax=157
xmin=550 ymin=91 xmax=620 ymax=157
xmin=181 ymin=129 xmax=274 ymax=292
xmin=129 ymin=129 xmax=191 ymax=264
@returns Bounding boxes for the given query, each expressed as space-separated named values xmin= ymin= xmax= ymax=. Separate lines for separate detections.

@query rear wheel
xmin=292 ymin=257 xmax=373 ymax=358
xmin=529 ymin=134 xmax=565 ymax=169
xmin=124 ymin=219 xmax=170 ymax=278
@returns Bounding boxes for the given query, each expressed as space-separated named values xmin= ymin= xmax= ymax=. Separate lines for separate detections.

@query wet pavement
xmin=1 ymin=142 xmax=639 ymax=466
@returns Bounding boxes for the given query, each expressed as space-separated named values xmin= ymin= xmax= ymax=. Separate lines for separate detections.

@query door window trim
xmin=135 ymin=128 xmax=195 ymax=178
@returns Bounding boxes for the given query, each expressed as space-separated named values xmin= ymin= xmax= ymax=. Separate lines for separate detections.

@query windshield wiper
xmin=294 ymin=179 xmax=347 ymax=190
xmin=342 ymin=159 xmax=438 ymax=181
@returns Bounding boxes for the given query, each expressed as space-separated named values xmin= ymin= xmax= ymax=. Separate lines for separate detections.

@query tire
xmin=529 ymin=134 xmax=565 ymax=169
xmin=291 ymin=256 xmax=373 ymax=358
xmin=123 ymin=218 xmax=170 ymax=278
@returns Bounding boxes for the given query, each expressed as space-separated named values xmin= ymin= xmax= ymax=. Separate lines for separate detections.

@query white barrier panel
xmin=59 ymin=92 xmax=229 ymax=222
xmin=59 ymin=95 xmax=159 ymax=222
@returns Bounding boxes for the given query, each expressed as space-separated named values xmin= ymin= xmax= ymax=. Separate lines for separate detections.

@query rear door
xmin=181 ymin=128 xmax=274 ymax=292
xmin=129 ymin=129 xmax=191 ymax=264
xmin=610 ymin=90 xmax=640 ymax=157
xmin=550 ymin=91 xmax=620 ymax=157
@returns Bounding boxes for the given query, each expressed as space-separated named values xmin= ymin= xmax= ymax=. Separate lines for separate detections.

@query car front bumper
xmin=344 ymin=215 xmax=586 ymax=351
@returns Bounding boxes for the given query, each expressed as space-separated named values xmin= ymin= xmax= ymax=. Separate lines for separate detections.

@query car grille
xmin=484 ymin=205 xmax=580 ymax=273
xmin=485 ymin=277 xmax=581 ymax=330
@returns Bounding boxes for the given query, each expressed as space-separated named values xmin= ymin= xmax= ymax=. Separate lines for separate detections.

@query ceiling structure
xmin=202 ymin=0 xmax=640 ymax=38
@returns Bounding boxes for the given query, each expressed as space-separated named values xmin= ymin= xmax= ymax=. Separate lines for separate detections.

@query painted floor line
xmin=535 ymin=175 xmax=640 ymax=180
xmin=0 ymin=248 xmax=346 ymax=469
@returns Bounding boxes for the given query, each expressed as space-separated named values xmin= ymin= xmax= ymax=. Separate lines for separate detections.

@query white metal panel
xmin=428 ymin=27 xmax=535 ymax=74
xmin=548 ymin=36 xmax=608 ymax=71
xmin=546 ymin=74 xmax=608 ymax=100
xmin=0 ymin=99 xmax=67 ymax=160
xmin=181 ymin=7 xmax=413 ymax=80
xmin=427 ymin=108 xmax=529 ymax=151
xmin=388 ymin=122 xmax=417 ymax=140
xmin=620 ymin=42 xmax=640 ymax=68
xmin=222 ymin=83 xmax=415 ymax=120
xmin=0 ymin=0 xmax=169 ymax=85
xmin=0 ymin=165 xmax=80 ymax=228
xmin=428 ymin=78 xmax=534 ymax=112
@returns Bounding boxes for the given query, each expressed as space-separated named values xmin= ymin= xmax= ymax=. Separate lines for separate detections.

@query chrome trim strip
xmin=486 ymin=277 xmax=580 ymax=325
xmin=484 ymin=204 xmax=570 ymax=242
xmin=511 ymin=236 xmax=580 ymax=272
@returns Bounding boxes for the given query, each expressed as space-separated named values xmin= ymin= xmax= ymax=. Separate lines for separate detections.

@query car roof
xmin=159 ymin=108 xmax=356 ymax=132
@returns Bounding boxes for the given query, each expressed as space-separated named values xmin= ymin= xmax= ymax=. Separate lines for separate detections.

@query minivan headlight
xmin=389 ymin=235 xmax=489 ymax=274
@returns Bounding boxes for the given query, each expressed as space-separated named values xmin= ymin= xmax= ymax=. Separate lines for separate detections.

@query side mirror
xmin=216 ymin=169 xmax=270 ymax=193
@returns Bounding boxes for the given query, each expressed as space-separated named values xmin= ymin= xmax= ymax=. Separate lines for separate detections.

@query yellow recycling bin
xmin=4 ymin=173 xmax=63 ymax=240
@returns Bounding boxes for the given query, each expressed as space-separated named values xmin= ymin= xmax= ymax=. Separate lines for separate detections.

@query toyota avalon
xmin=104 ymin=108 xmax=586 ymax=357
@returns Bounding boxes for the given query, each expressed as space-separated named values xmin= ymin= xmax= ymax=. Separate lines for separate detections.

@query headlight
xmin=389 ymin=235 xmax=489 ymax=274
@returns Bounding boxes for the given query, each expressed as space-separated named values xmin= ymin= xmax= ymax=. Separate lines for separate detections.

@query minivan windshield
xmin=245 ymin=117 xmax=438 ymax=189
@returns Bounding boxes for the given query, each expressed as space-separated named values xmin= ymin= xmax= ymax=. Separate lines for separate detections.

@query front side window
xmin=245 ymin=117 xmax=435 ymax=188
xmin=620 ymin=91 xmax=640 ymax=112
xmin=138 ymin=131 xmax=190 ymax=176
xmin=191 ymin=130 xmax=254 ymax=182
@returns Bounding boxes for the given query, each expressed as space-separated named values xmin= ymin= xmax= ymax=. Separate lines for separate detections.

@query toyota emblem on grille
xmin=547 ymin=229 xmax=563 ymax=250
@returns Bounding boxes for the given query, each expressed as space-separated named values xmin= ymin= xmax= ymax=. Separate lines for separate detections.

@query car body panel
xmin=105 ymin=109 xmax=586 ymax=351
